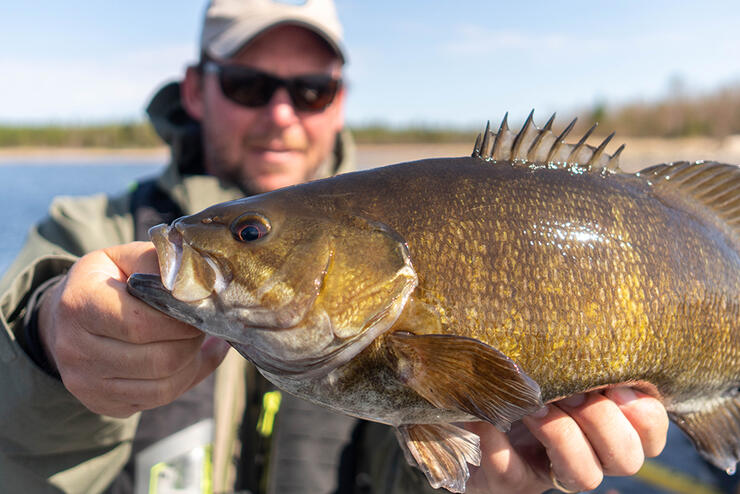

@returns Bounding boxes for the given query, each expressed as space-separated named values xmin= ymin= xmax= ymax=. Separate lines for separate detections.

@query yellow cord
xmin=257 ymin=390 xmax=283 ymax=437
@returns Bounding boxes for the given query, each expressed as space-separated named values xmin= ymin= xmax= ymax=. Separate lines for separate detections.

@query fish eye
xmin=232 ymin=213 xmax=271 ymax=242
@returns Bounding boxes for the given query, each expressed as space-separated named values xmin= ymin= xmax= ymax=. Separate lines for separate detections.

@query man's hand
xmin=465 ymin=388 xmax=669 ymax=493
xmin=37 ymin=241 xmax=230 ymax=418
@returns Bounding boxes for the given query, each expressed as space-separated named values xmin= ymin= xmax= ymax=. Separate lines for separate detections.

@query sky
xmin=2 ymin=1 xmax=740 ymax=129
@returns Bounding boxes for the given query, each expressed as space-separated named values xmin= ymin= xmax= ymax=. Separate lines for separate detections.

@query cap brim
xmin=207 ymin=17 xmax=347 ymax=64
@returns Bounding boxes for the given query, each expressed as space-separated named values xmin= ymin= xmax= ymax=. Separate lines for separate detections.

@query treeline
xmin=0 ymin=123 xmax=162 ymax=148
xmin=0 ymin=121 xmax=476 ymax=148
xmin=2 ymin=83 xmax=740 ymax=147
xmin=582 ymin=84 xmax=740 ymax=138
xmin=349 ymin=125 xmax=475 ymax=144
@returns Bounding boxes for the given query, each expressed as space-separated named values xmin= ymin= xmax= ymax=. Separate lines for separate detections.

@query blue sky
xmin=2 ymin=1 xmax=740 ymax=128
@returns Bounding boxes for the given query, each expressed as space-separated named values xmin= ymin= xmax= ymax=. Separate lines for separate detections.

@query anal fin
xmin=670 ymin=391 xmax=740 ymax=474
xmin=396 ymin=423 xmax=481 ymax=493
xmin=387 ymin=332 xmax=543 ymax=431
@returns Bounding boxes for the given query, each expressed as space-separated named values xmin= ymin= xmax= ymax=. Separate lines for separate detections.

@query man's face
xmin=185 ymin=25 xmax=345 ymax=194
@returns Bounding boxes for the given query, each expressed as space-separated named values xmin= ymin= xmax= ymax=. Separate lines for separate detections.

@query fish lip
xmin=149 ymin=223 xmax=227 ymax=301
xmin=149 ymin=223 xmax=182 ymax=292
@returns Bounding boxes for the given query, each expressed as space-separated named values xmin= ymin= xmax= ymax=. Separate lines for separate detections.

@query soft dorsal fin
xmin=472 ymin=111 xmax=625 ymax=173
xmin=637 ymin=161 xmax=740 ymax=231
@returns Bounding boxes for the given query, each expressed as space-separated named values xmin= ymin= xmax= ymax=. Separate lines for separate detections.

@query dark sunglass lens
xmin=219 ymin=67 xmax=276 ymax=107
xmin=291 ymin=76 xmax=339 ymax=111
xmin=212 ymin=64 xmax=339 ymax=111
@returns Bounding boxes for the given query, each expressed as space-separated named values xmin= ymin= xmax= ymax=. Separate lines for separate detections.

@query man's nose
xmin=265 ymin=87 xmax=300 ymax=126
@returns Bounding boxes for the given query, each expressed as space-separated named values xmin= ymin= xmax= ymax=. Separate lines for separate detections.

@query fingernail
xmin=609 ymin=386 xmax=638 ymax=405
xmin=203 ymin=336 xmax=230 ymax=357
xmin=531 ymin=405 xmax=550 ymax=418
xmin=559 ymin=393 xmax=586 ymax=408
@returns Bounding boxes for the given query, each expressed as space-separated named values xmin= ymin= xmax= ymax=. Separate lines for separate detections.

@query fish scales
xmin=128 ymin=113 xmax=740 ymax=493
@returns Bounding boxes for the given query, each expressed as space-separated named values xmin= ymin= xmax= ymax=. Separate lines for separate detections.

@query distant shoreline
xmin=0 ymin=146 xmax=169 ymax=164
xmin=2 ymin=137 xmax=740 ymax=172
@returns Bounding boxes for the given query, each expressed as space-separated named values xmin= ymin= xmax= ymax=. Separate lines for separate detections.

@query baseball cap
xmin=201 ymin=0 xmax=347 ymax=63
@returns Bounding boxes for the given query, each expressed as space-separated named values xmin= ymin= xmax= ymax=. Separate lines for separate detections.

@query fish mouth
xmin=149 ymin=223 xmax=227 ymax=303
xmin=127 ymin=273 xmax=206 ymax=328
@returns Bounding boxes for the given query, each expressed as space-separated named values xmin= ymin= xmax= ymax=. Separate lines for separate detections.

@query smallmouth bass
xmin=128 ymin=113 xmax=740 ymax=493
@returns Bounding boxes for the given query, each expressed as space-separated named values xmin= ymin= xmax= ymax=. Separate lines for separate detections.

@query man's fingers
xmin=103 ymin=241 xmax=161 ymax=278
xmin=98 ymin=373 xmax=200 ymax=415
xmin=464 ymin=422 xmax=526 ymax=490
xmin=557 ymin=391 xmax=645 ymax=476
xmin=187 ymin=336 xmax=231 ymax=391
xmin=605 ymin=387 xmax=669 ymax=458
xmin=90 ymin=280 xmax=202 ymax=342
xmin=63 ymin=333 xmax=205 ymax=379
xmin=464 ymin=388 xmax=669 ymax=493
xmin=522 ymin=402 xmax=603 ymax=492
xmin=464 ymin=421 xmax=549 ymax=494
xmin=522 ymin=389 xmax=667 ymax=492
xmin=69 ymin=338 xmax=229 ymax=418
xmin=37 ymin=243 xmax=229 ymax=418
xmin=63 ymin=250 xmax=202 ymax=343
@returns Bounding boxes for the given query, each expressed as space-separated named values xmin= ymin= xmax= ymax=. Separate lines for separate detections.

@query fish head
xmin=130 ymin=188 xmax=418 ymax=377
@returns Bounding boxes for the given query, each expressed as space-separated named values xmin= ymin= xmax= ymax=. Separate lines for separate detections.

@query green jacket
xmin=0 ymin=82 xmax=435 ymax=494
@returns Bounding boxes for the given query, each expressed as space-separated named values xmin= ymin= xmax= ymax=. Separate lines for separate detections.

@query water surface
xmin=0 ymin=161 xmax=163 ymax=273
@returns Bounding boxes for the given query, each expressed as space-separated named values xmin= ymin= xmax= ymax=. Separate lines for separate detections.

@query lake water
xmin=0 ymin=161 xmax=164 ymax=273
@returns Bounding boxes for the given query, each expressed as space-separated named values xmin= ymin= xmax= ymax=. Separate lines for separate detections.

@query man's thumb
xmin=190 ymin=336 xmax=231 ymax=389
xmin=103 ymin=241 xmax=159 ymax=278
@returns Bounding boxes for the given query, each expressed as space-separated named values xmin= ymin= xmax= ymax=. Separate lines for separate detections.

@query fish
xmin=128 ymin=111 xmax=740 ymax=493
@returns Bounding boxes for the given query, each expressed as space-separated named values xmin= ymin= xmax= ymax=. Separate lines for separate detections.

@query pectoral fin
xmin=396 ymin=423 xmax=480 ymax=493
xmin=387 ymin=332 xmax=543 ymax=430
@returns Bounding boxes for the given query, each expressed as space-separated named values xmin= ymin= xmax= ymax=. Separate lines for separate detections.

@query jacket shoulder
xmin=41 ymin=190 xmax=135 ymax=256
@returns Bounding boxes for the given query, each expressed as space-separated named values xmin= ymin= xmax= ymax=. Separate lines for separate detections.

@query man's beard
xmin=202 ymin=138 xmax=318 ymax=196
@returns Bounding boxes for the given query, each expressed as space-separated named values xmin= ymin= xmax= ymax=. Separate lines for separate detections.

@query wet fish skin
xmin=128 ymin=114 xmax=740 ymax=492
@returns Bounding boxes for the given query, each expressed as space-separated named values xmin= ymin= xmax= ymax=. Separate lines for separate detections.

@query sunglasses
xmin=203 ymin=61 xmax=342 ymax=112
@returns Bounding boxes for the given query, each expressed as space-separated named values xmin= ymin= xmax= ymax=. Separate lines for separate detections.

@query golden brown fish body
xmin=128 ymin=115 xmax=740 ymax=492
xmin=364 ymin=157 xmax=740 ymax=406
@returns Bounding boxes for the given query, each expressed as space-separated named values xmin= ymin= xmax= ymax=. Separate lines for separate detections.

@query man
xmin=0 ymin=1 xmax=668 ymax=493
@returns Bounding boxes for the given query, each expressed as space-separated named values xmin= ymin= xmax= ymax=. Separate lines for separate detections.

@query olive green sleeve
xmin=0 ymin=193 xmax=140 ymax=494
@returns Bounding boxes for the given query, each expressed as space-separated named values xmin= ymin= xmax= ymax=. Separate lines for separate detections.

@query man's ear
xmin=181 ymin=65 xmax=205 ymax=121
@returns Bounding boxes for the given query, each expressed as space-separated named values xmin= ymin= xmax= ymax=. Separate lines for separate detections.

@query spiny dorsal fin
xmin=527 ymin=113 xmax=555 ymax=162
xmin=479 ymin=121 xmax=491 ymax=158
xmin=637 ymin=161 xmax=740 ymax=230
xmin=546 ymin=117 xmax=577 ymax=163
xmin=568 ymin=122 xmax=598 ymax=163
xmin=490 ymin=112 xmax=509 ymax=159
xmin=510 ymin=110 xmax=535 ymax=159
xmin=587 ymin=131 xmax=615 ymax=166
xmin=472 ymin=111 xmax=625 ymax=173
xmin=607 ymin=143 xmax=625 ymax=171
